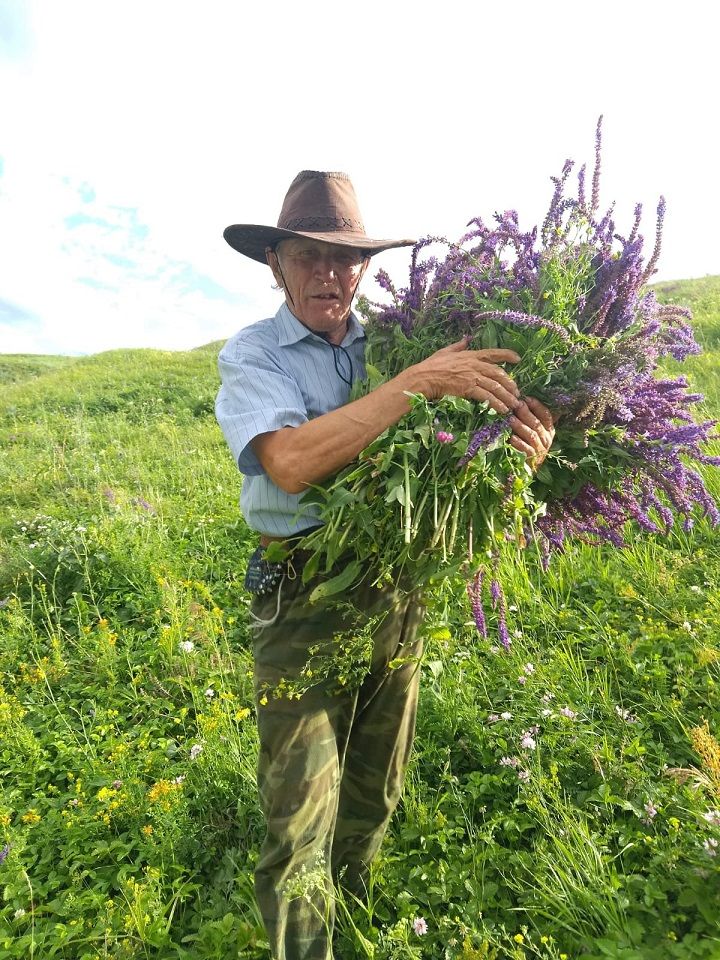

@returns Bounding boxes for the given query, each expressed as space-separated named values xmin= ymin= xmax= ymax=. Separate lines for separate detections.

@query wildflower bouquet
xmin=298 ymin=119 xmax=719 ymax=639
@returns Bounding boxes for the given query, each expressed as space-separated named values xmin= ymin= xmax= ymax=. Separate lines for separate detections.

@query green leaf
xmin=264 ymin=542 xmax=290 ymax=563
xmin=309 ymin=561 xmax=363 ymax=603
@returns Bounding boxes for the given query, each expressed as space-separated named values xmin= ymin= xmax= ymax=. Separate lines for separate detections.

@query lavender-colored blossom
xmin=467 ymin=569 xmax=487 ymax=638
xmin=590 ymin=115 xmax=603 ymax=213
xmin=0 ymin=843 xmax=10 ymax=865
xmin=457 ymin=420 xmax=510 ymax=469
xmin=474 ymin=309 xmax=570 ymax=340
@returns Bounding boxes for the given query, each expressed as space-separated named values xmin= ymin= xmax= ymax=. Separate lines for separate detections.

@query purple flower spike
xmin=0 ymin=843 xmax=10 ymax=865
xmin=498 ymin=614 xmax=512 ymax=651
xmin=458 ymin=420 xmax=510 ymax=468
xmin=467 ymin=569 xmax=487 ymax=638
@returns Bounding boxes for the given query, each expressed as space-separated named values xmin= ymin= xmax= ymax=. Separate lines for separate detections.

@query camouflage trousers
xmin=250 ymin=563 xmax=425 ymax=960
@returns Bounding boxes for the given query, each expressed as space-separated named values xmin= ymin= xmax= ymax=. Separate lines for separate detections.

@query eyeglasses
xmin=280 ymin=245 xmax=367 ymax=270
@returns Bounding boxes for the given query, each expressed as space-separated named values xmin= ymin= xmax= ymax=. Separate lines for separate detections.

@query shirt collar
xmin=276 ymin=301 xmax=366 ymax=348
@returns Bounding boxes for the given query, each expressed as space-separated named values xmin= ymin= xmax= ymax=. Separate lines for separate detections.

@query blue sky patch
xmin=170 ymin=264 xmax=239 ymax=302
xmin=0 ymin=297 xmax=38 ymax=327
xmin=103 ymin=252 xmax=137 ymax=269
xmin=78 ymin=182 xmax=96 ymax=203
xmin=77 ymin=276 xmax=119 ymax=292
xmin=65 ymin=211 xmax=119 ymax=231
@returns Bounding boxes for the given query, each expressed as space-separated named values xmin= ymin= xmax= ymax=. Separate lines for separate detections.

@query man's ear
xmin=357 ymin=256 xmax=371 ymax=287
xmin=265 ymin=246 xmax=283 ymax=288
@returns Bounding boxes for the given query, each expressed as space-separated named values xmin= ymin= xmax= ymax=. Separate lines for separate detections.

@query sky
xmin=1 ymin=0 xmax=718 ymax=356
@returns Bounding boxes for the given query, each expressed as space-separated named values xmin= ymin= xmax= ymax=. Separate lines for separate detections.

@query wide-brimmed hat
xmin=224 ymin=170 xmax=415 ymax=263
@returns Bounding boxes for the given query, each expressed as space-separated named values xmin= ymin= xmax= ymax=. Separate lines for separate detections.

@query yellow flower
xmin=142 ymin=824 xmax=153 ymax=836
xmin=259 ymin=694 xmax=268 ymax=707
xmin=540 ymin=936 xmax=549 ymax=944
xmin=146 ymin=779 xmax=182 ymax=810
xmin=234 ymin=708 xmax=251 ymax=721
xmin=513 ymin=933 xmax=525 ymax=944
xmin=21 ymin=809 xmax=41 ymax=825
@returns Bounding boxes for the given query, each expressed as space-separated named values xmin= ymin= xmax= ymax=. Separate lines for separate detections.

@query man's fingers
xmin=509 ymin=435 xmax=537 ymax=458
xmin=475 ymin=362 xmax=521 ymax=399
xmin=436 ymin=337 xmax=471 ymax=354
xmin=473 ymin=376 xmax=520 ymax=413
xmin=471 ymin=348 xmax=521 ymax=365
xmin=509 ymin=417 xmax=543 ymax=451
xmin=524 ymin=395 xmax=556 ymax=428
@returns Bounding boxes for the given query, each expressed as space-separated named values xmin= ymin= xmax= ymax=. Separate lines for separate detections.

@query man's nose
xmin=312 ymin=255 xmax=336 ymax=279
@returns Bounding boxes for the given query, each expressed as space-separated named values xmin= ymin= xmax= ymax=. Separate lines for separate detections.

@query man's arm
xmin=251 ymin=339 xmax=528 ymax=494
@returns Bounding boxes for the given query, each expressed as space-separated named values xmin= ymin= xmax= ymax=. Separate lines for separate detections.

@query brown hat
xmin=224 ymin=170 xmax=415 ymax=263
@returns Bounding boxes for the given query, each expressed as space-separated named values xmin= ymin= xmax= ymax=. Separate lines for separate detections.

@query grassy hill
xmin=1 ymin=278 xmax=719 ymax=959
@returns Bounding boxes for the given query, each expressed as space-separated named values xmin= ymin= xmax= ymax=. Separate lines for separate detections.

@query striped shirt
xmin=215 ymin=301 xmax=367 ymax=535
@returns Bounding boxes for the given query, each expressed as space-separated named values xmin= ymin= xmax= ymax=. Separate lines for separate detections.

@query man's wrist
xmin=393 ymin=365 xmax=432 ymax=401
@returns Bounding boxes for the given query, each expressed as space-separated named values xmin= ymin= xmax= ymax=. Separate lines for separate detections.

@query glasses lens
xmin=290 ymin=247 xmax=364 ymax=269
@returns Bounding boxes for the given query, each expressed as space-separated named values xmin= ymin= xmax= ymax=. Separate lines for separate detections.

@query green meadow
xmin=1 ymin=278 xmax=720 ymax=960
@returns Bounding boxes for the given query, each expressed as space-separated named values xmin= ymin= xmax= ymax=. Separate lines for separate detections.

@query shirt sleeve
xmin=215 ymin=338 xmax=308 ymax=476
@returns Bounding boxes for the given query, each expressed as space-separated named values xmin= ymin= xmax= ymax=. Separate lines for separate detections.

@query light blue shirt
xmin=215 ymin=301 xmax=367 ymax=535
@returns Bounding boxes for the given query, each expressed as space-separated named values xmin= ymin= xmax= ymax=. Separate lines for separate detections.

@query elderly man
xmin=216 ymin=170 xmax=554 ymax=960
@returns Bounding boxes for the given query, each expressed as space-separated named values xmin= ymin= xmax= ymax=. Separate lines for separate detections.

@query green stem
xmin=429 ymin=498 xmax=454 ymax=549
xmin=403 ymin=452 xmax=412 ymax=544
xmin=447 ymin=495 xmax=460 ymax=556
xmin=412 ymin=488 xmax=429 ymax=538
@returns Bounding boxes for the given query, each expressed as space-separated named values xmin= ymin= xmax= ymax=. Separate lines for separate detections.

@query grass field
xmin=1 ymin=279 xmax=719 ymax=959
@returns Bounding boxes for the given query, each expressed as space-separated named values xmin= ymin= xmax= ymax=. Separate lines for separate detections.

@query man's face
xmin=267 ymin=238 xmax=369 ymax=339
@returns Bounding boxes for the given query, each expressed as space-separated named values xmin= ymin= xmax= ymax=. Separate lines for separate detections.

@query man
xmin=216 ymin=170 xmax=554 ymax=960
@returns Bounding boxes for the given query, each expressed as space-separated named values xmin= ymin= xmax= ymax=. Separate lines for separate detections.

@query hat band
xmin=282 ymin=215 xmax=365 ymax=232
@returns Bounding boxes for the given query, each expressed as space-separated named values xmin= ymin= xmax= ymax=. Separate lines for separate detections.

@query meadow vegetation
xmin=1 ymin=279 xmax=719 ymax=959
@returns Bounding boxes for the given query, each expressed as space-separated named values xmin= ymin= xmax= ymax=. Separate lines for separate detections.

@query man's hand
xmin=407 ymin=337 xmax=521 ymax=414
xmin=508 ymin=396 xmax=555 ymax=470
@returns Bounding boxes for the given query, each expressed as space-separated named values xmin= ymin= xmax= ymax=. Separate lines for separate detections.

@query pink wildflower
xmin=435 ymin=431 xmax=455 ymax=444
xmin=413 ymin=917 xmax=428 ymax=935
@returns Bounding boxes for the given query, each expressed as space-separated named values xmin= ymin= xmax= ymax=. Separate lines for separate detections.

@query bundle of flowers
xmin=298 ymin=118 xmax=719 ymax=642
